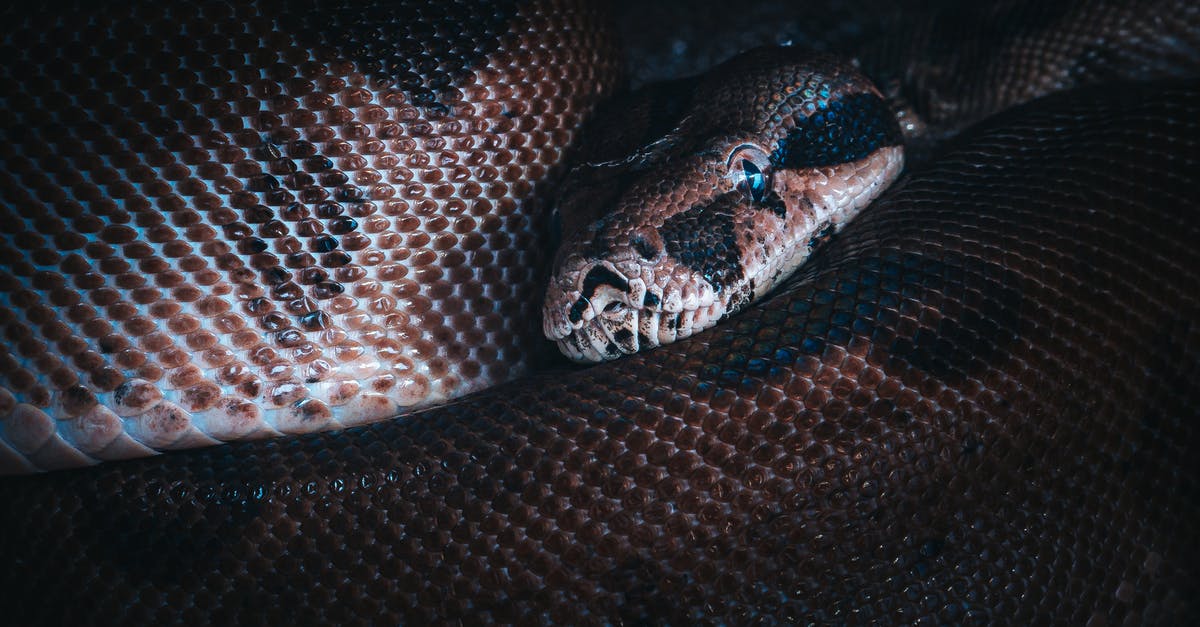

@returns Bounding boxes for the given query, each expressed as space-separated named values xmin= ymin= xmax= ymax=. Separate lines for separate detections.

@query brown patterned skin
xmin=0 ymin=0 xmax=620 ymax=471
xmin=544 ymin=51 xmax=905 ymax=362
xmin=858 ymin=0 xmax=1200 ymax=142
xmin=1 ymin=79 xmax=1197 ymax=626
xmin=1 ymin=0 xmax=1200 ymax=625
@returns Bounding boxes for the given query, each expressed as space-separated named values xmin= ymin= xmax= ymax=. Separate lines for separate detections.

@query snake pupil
xmin=741 ymin=159 xmax=766 ymax=204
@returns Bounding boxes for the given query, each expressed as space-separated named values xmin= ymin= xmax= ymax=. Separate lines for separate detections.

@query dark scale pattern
xmin=658 ymin=193 xmax=745 ymax=294
xmin=0 ymin=0 xmax=621 ymax=470
xmin=282 ymin=0 xmax=522 ymax=113
xmin=1 ymin=81 xmax=1196 ymax=624
xmin=856 ymin=0 xmax=1200 ymax=143
xmin=769 ymin=92 xmax=902 ymax=169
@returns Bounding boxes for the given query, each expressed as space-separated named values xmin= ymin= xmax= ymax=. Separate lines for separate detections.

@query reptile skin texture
xmin=0 ymin=0 xmax=619 ymax=471
xmin=2 ymin=78 xmax=1198 ymax=625
xmin=543 ymin=51 xmax=906 ymax=363
xmin=1 ymin=0 xmax=1199 ymax=625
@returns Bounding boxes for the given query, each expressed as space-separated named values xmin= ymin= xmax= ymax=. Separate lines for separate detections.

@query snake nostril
xmin=580 ymin=264 xmax=631 ymax=297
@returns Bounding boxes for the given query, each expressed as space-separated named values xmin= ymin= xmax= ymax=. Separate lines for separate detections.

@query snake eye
xmin=729 ymin=145 xmax=773 ymax=205
xmin=739 ymin=159 xmax=768 ymax=204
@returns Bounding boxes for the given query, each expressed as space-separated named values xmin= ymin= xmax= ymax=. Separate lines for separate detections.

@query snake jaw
xmin=544 ymin=251 xmax=729 ymax=361
xmin=545 ymin=257 xmax=731 ymax=362
xmin=543 ymin=258 xmax=642 ymax=358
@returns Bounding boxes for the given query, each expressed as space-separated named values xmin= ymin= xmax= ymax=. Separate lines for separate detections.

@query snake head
xmin=543 ymin=231 xmax=726 ymax=362
xmin=544 ymin=47 xmax=904 ymax=362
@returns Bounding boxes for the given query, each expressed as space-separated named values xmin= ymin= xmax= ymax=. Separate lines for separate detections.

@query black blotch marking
xmin=581 ymin=265 xmax=630 ymax=299
xmin=328 ymin=216 xmax=359 ymax=235
xmin=238 ymin=133 xmax=367 ymax=272
xmin=770 ymin=92 xmax=902 ymax=169
xmin=336 ymin=187 xmax=366 ymax=204
xmin=298 ymin=311 xmax=331 ymax=331
xmin=306 ymin=156 xmax=335 ymax=172
xmin=311 ymin=235 xmax=339 ymax=253
xmin=568 ymin=298 xmax=588 ymax=324
xmin=631 ymin=235 xmax=659 ymax=261
xmin=643 ymin=291 xmax=660 ymax=308
xmin=759 ymin=189 xmax=787 ymax=219
xmin=247 ymin=173 xmax=280 ymax=192
xmin=315 ymin=281 xmax=344 ymax=296
xmin=605 ymin=341 xmax=621 ymax=357
xmin=236 ymin=238 xmax=269 ymax=255
xmin=637 ymin=332 xmax=651 ymax=346
xmin=112 ymin=381 xmax=132 ymax=404
xmin=284 ymin=0 xmax=521 ymax=112
xmin=316 ymin=202 xmax=344 ymax=218
xmin=263 ymin=266 xmax=291 ymax=286
xmin=614 ymin=328 xmax=633 ymax=343
xmin=658 ymin=193 xmax=744 ymax=293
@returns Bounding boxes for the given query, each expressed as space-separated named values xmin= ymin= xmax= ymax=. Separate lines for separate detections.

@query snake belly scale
xmin=0 ymin=0 xmax=1198 ymax=625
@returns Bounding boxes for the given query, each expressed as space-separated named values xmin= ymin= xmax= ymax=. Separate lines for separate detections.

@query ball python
xmin=1 ymin=0 xmax=1199 ymax=624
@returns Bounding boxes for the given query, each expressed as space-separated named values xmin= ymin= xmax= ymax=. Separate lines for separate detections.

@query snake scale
xmin=0 ymin=0 xmax=1198 ymax=624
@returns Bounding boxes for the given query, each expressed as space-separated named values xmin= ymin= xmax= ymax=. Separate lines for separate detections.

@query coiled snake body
xmin=0 ymin=0 xmax=1198 ymax=624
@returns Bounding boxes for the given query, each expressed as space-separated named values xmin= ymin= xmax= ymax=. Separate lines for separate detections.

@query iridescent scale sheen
xmin=0 ymin=0 xmax=620 ymax=471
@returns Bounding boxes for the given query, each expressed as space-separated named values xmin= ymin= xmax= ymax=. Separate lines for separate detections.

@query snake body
xmin=1 ymin=0 xmax=1199 ymax=624
xmin=0 ymin=0 xmax=619 ymax=471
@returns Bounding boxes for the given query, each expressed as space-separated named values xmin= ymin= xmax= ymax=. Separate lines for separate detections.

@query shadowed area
xmin=0 ymin=80 xmax=1196 ymax=624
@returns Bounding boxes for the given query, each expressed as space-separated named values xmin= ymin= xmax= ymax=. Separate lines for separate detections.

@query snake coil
xmin=0 ymin=0 xmax=1197 ymax=624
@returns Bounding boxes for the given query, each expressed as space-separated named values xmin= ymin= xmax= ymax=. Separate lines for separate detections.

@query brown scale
xmin=1 ymin=0 xmax=1199 ymax=625
xmin=0 ymin=0 xmax=621 ymax=470
xmin=3 ymin=80 xmax=1197 ymax=625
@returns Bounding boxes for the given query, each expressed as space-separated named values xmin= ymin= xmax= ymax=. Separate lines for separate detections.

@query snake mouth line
xmin=552 ymin=299 xmax=726 ymax=362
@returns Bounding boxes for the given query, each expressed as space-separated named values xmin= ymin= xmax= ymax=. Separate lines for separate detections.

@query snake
xmin=0 ymin=0 xmax=1198 ymax=624
xmin=543 ymin=50 xmax=905 ymax=362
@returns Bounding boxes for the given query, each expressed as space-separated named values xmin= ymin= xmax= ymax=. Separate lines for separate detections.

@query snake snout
xmin=542 ymin=259 xmax=652 ymax=361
